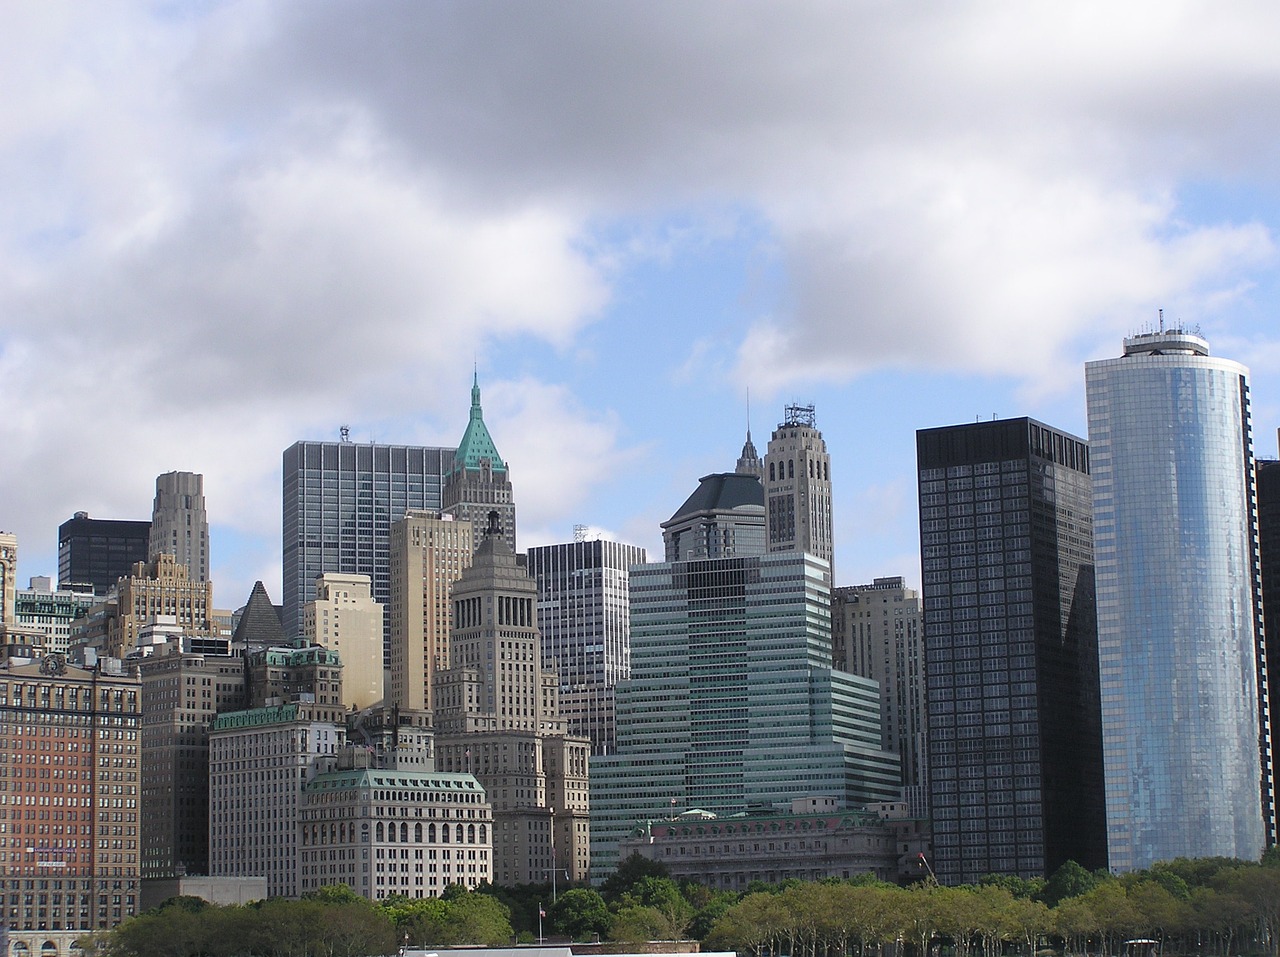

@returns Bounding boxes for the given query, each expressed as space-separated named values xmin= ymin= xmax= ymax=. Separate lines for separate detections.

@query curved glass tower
xmin=1086 ymin=330 xmax=1272 ymax=871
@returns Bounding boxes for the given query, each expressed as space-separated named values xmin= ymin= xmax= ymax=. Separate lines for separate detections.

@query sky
xmin=5 ymin=1 xmax=1280 ymax=611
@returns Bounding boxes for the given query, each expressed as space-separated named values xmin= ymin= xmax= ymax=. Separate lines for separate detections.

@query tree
xmin=445 ymin=890 xmax=514 ymax=946
xmin=548 ymin=888 xmax=610 ymax=941
xmin=1044 ymin=861 xmax=1102 ymax=907
xmin=601 ymin=853 xmax=670 ymax=903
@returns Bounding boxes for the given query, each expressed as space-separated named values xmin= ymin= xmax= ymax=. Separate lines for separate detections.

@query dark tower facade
xmin=917 ymin=417 xmax=1106 ymax=882
xmin=57 ymin=512 xmax=151 ymax=596
xmin=1258 ymin=455 xmax=1280 ymax=784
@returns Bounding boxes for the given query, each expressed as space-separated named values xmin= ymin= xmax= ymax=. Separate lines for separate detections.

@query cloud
xmin=5 ymin=0 xmax=1280 ymax=587
xmin=480 ymin=378 xmax=638 ymax=548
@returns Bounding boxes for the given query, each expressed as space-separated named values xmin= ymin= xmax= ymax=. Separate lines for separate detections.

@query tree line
xmin=89 ymin=852 xmax=1280 ymax=957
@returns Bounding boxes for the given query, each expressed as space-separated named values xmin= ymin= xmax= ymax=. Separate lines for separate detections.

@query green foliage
xmin=1043 ymin=860 xmax=1101 ymax=906
xmin=600 ymin=852 xmax=670 ymax=904
xmin=548 ymin=888 xmax=610 ymax=941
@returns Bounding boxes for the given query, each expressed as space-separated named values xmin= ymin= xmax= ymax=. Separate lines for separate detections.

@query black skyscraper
xmin=1258 ymin=457 xmax=1280 ymax=765
xmin=57 ymin=511 xmax=151 ymax=596
xmin=917 ymin=418 xmax=1106 ymax=883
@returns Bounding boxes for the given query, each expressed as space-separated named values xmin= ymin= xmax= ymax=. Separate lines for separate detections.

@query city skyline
xmin=5 ymin=5 xmax=1280 ymax=610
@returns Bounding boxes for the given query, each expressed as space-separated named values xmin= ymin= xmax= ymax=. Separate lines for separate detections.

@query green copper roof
xmin=452 ymin=372 xmax=506 ymax=476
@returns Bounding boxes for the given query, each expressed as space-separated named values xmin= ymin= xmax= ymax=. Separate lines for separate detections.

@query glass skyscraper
xmin=526 ymin=538 xmax=648 ymax=755
xmin=917 ymin=417 xmax=1106 ymax=883
xmin=589 ymin=551 xmax=901 ymax=879
xmin=281 ymin=441 xmax=454 ymax=649
xmin=1086 ymin=329 xmax=1272 ymax=871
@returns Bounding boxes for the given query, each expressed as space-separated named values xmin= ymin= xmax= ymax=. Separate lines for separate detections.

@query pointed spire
xmin=736 ymin=390 xmax=763 ymax=479
xmin=452 ymin=372 xmax=507 ymax=476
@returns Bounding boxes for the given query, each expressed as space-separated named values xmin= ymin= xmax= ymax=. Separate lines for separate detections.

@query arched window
xmin=769 ymin=462 xmax=775 ymax=481
xmin=415 ymin=823 xmax=423 ymax=842
xmin=442 ymin=825 xmax=450 ymax=843
xmin=376 ymin=822 xmax=384 ymax=842
xmin=823 ymin=461 xmax=828 ymax=480
xmin=429 ymin=823 xmax=437 ymax=842
xmin=788 ymin=459 xmax=794 ymax=479
xmin=42 ymin=942 xmax=58 ymax=957
xmin=809 ymin=459 xmax=814 ymax=477
xmin=479 ymin=824 xmax=487 ymax=843
xmin=456 ymin=824 xmax=464 ymax=843
xmin=400 ymin=822 xmax=409 ymax=843
xmin=467 ymin=824 xmax=476 ymax=844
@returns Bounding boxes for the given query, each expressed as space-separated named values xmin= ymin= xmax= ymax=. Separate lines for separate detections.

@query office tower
xmin=149 ymin=471 xmax=210 ymax=583
xmin=139 ymin=647 xmax=247 ymax=879
xmin=209 ymin=704 xmax=344 ymax=898
xmin=231 ymin=580 xmax=286 ymax=653
xmin=247 ymin=645 xmax=345 ymax=716
xmin=432 ymin=513 xmax=591 ymax=885
xmin=833 ymin=577 xmax=929 ymax=815
xmin=300 ymin=754 xmax=493 ymax=899
xmin=14 ymin=577 xmax=95 ymax=655
xmin=304 ymin=573 xmax=385 ymax=710
xmin=662 ymin=473 xmax=766 ymax=562
xmin=590 ymin=551 xmax=901 ymax=878
xmin=442 ymin=374 xmax=517 ymax=553
xmin=282 ymin=440 xmax=455 ymax=649
xmin=0 ymin=532 xmax=16 ymax=625
xmin=1260 ymin=456 xmax=1280 ymax=769
xmin=763 ymin=404 xmax=834 ymax=572
xmin=57 ymin=512 xmax=152 ymax=596
xmin=917 ymin=417 xmax=1105 ymax=883
xmin=71 ymin=554 xmax=217 ymax=659
xmin=1086 ymin=330 xmax=1272 ymax=870
xmin=526 ymin=538 xmax=648 ymax=754
xmin=0 ymin=654 xmax=140 ymax=950
xmin=389 ymin=510 xmax=474 ymax=712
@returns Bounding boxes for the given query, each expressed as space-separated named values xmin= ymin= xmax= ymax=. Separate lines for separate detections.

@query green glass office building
xmin=590 ymin=551 xmax=900 ymax=879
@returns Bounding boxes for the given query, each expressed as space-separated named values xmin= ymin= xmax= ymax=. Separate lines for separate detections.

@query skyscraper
xmin=149 ymin=471 xmax=210 ymax=583
xmin=763 ymin=404 xmax=834 ymax=572
xmin=281 ymin=440 xmax=454 ymax=644
xmin=590 ymin=551 xmax=901 ymax=878
xmin=832 ymin=577 xmax=929 ymax=816
xmin=304 ymin=573 xmax=385 ymax=710
xmin=1259 ymin=454 xmax=1280 ymax=771
xmin=388 ymin=510 xmax=474 ymax=712
xmin=442 ymin=374 xmax=516 ymax=553
xmin=57 ymin=512 xmax=151 ymax=596
xmin=432 ymin=513 xmax=591 ymax=886
xmin=526 ymin=537 xmax=648 ymax=754
xmin=917 ymin=417 xmax=1105 ymax=882
xmin=1086 ymin=329 xmax=1272 ymax=870
xmin=661 ymin=472 xmax=766 ymax=562
xmin=0 ymin=654 xmax=141 ymax=951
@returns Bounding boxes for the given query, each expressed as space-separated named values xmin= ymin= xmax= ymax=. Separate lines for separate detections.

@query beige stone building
xmin=70 ymin=554 xmax=216 ymax=659
xmin=208 ymin=703 xmax=344 ymax=899
xmin=832 ymin=577 xmax=928 ymax=816
xmin=618 ymin=797 xmax=905 ymax=890
xmin=389 ymin=511 xmax=473 ymax=712
xmin=0 ymin=532 xmax=17 ymax=626
xmin=149 ymin=471 xmax=210 ymax=584
xmin=0 ymin=654 xmax=141 ymax=953
xmin=763 ymin=404 xmax=833 ymax=573
xmin=433 ymin=514 xmax=590 ymax=886
xmin=300 ymin=754 xmax=493 ymax=899
xmin=304 ymin=573 xmax=384 ymax=710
